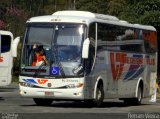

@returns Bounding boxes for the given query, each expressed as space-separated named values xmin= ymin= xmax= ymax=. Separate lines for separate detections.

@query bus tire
xmin=93 ymin=84 xmax=104 ymax=107
xmin=133 ymin=86 xmax=143 ymax=105
xmin=124 ymin=86 xmax=142 ymax=105
xmin=33 ymin=98 xmax=53 ymax=106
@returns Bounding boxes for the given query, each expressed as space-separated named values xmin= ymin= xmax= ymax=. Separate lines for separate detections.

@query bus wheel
xmin=134 ymin=86 xmax=143 ymax=105
xmin=33 ymin=98 xmax=53 ymax=106
xmin=94 ymin=85 xmax=104 ymax=107
xmin=124 ymin=86 xmax=143 ymax=105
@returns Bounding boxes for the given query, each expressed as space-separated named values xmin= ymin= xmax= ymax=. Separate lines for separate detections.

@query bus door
xmin=0 ymin=34 xmax=12 ymax=86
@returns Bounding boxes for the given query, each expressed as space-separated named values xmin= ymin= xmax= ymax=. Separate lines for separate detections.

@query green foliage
xmin=76 ymin=0 xmax=108 ymax=14
xmin=119 ymin=0 xmax=160 ymax=27
xmin=107 ymin=0 xmax=127 ymax=16
xmin=140 ymin=11 xmax=160 ymax=26
xmin=133 ymin=0 xmax=160 ymax=15
xmin=76 ymin=0 xmax=160 ymax=28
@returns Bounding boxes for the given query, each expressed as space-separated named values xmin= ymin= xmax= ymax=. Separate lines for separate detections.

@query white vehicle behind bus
xmin=19 ymin=11 xmax=157 ymax=107
xmin=0 ymin=30 xmax=20 ymax=87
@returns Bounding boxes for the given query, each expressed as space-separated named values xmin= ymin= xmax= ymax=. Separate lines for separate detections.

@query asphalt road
xmin=0 ymin=83 xmax=160 ymax=119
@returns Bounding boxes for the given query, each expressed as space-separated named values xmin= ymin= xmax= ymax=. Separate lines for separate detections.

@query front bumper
xmin=19 ymin=85 xmax=85 ymax=100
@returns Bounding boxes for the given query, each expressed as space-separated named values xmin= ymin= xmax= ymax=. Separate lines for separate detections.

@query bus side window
xmin=144 ymin=40 xmax=156 ymax=54
xmin=120 ymin=44 xmax=143 ymax=53
xmin=1 ymin=35 xmax=11 ymax=53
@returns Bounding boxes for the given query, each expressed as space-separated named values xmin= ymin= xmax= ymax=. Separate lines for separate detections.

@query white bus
xmin=19 ymin=11 xmax=157 ymax=106
xmin=0 ymin=30 xmax=20 ymax=86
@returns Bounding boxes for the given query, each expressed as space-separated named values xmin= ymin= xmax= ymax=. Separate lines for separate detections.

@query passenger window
xmin=143 ymin=31 xmax=157 ymax=53
xmin=144 ymin=40 xmax=156 ymax=53
xmin=120 ymin=44 xmax=143 ymax=53
xmin=1 ymin=35 xmax=11 ymax=53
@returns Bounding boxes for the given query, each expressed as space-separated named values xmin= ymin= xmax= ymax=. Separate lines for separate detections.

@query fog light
xmin=20 ymin=90 xmax=27 ymax=95
xmin=74 ymin=92 xmax=82 ymax=96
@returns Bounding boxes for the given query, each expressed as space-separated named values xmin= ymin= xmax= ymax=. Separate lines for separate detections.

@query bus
xmin=0 ymin=30 xmax=20 ymax=86
xmin=19 ymin=11 xmax=157 ymax=106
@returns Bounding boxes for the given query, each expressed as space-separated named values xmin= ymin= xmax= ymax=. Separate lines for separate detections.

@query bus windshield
xmin=21 ymin=23 xmax=85 ymax=78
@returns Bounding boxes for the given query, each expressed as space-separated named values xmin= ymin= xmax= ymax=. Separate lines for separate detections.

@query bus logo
xmin=110 ymin=52 xmax=125 ymax=80
xmin=47 ymin=83 xmax=52 ymax=87
xmin=37 ymin=79 xmax=48 ymax=84
xmin=110 ymin=52 xmax=155 ymax=81
xmin=50 ymin=66 xmax=59 ymax=75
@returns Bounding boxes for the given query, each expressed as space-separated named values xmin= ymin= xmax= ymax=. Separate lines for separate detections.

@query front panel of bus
xmin=19 ymin=23 xmax=90 ymax=99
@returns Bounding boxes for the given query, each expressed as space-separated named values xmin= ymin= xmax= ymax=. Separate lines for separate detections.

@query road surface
xmin=0 ymin=83 xmax=160 ymax=119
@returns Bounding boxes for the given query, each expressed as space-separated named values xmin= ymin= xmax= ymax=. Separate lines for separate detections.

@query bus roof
xmin=0 ymin=30 xmax=13 ymax=38
xmin=27 ymin=10 xmax=156 ymax=31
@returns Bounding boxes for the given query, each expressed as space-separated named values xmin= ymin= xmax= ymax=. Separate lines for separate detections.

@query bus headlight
xmin=76 ymin=83 xmax=84 ymax=88
xmin=66 ymin=83 xmax=83 ymax=88
xmin=67 ymin=84 xmax=76 ymax=88
xmin=19 ymin=82 xmax=34 ymax=87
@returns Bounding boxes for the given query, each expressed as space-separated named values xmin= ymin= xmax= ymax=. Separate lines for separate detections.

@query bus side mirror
xmin=12 ymin=36 xmax=20 ymax=57
xmin=82 ymin=38 xmax=90 ymax=59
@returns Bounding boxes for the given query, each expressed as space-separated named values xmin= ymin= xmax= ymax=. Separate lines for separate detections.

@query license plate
xmin=45 ymin=92 xmax=54 ymax=96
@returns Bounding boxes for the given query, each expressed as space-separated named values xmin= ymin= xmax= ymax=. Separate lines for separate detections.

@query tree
xmin=119 ymin=0 xmax=160 ymax=26
xmin=107 ymin=0 xmax=127 ymax=16
xmin=76 ymin=0 xmax=108 ymax=14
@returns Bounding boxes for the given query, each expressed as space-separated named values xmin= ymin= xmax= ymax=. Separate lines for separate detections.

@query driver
xmin=32 ymin=46 xmax=48 ymax=66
